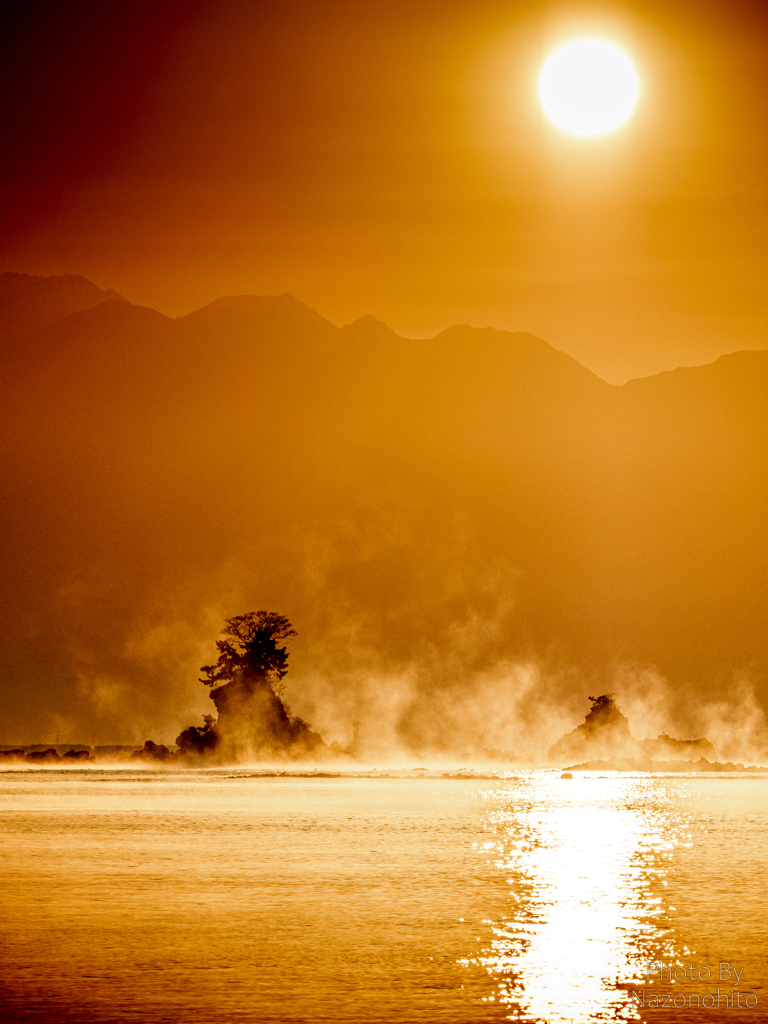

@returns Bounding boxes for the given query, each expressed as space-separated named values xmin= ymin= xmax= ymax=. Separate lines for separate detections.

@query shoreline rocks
xmin=565 ymin=757 xmax=768 ymax=773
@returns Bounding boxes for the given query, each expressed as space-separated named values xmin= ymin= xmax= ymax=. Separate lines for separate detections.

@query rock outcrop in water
xmin=549 ymin=695 xmax=641 ymax=763
xmin=636 ymin=733 xmax=717 ymax=761
xmin=0 ymin=747 xmax=94 ymax=764
xmin=204 ymin=675 xmax=326 ymax=762
xmin=549 ymin=694 xmax=718 ymax=765
xmin=131 ymin=740 xmax=172 ymax=762
xmin=136 ymin=612 xmax=332 ymax=765
xmin=565 ymin=757 xmax=768 ymax=773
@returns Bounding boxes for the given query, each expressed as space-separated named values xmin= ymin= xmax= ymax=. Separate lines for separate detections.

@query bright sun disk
xmin=539 ymin=39 xmax=638 ymax=136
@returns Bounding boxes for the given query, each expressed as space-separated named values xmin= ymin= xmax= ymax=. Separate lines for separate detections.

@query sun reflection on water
xmin=467 ymin=774 xmax=684 ymax=1022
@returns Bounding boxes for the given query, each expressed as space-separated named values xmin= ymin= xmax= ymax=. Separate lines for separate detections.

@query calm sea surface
xmin=0 ymin=770 xmax=766 ymax=1023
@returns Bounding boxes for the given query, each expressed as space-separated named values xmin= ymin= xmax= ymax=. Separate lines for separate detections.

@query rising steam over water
xmin=2 ymin=287 xmax=767 ymax=757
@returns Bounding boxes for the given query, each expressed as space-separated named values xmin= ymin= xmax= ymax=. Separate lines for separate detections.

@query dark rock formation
xmin=175 ymin=612 xmax=331 ymax=764
xmin=131 ymin=740 xmax=172 ymax=762
xmin=1 ymin=747 xmax=92 ymax=763
xmin=549 ymin=695 xmax=641 ymax=763
xmin=548 ymin=695 xmax=723 ymax=766
xmin=637 ymin=733 xmax=718 ymax=762
xmin=565 ymin=757 xmax=768 ymax=773
xmin=25 ymin=749 xmax=60 ymax=763
xmin=135 ymin=669 xmax=329 ymax=765
xmin=206 ymin=677 xmax=327 ymax=762
xmin=176 ymin=714 xmax=219 ymax=758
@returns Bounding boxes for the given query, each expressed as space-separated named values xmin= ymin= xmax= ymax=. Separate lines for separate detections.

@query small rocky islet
xmin=549 ymin=694 xmax=767 ymax=772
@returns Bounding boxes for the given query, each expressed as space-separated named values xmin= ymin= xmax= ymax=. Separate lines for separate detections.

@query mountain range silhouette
xmin=0 ymin=272 xmax=124 ymax=344
xmin=1 ymin=273 xmax=765 ymax=748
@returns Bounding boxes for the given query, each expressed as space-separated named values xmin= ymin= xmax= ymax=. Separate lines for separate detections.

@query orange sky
xmin=2 ymin=0 xmax=768 ymax=381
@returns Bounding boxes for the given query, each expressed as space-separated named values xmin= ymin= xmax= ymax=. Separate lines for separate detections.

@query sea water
xmin=0 ymin=769 xmax=766 ymax=1023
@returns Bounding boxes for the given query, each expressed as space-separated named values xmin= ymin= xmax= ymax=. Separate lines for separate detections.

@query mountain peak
xmin=340 ymin=314 xmax=401 ymax=339
xmin=177 ymin=293 xmax=335 ymax=333
xmin=0 ymin=272 xmax=126 ymax=344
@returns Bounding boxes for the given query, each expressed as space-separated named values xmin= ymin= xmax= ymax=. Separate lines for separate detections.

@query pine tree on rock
xmin=177 ymin=611 xmax=327 ymax=761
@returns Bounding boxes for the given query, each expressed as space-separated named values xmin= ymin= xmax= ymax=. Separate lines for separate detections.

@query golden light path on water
xmin=468 ymin=774 xmax=684 ymax=1022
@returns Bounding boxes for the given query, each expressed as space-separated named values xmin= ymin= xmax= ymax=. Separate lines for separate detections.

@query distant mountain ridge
xmin=0 ymin=273 xmax=766 ymax=753
xmin=0 ymin=272 xmax=125 ymax=344
xmin=5 ymin=273 xmax=764 ymax=390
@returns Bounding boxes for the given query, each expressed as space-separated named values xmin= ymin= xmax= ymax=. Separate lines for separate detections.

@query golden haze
xmin=1 ymin=0 xmax=768 ymax=381
xmin=0 ymin=0 xmax=767 ymax=756
xmin=0 ymin=282 xmax=766 ymax=757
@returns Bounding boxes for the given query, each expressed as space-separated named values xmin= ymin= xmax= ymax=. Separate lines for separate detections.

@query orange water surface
xmin=0 ymin=770 xmax=766 ymax=1023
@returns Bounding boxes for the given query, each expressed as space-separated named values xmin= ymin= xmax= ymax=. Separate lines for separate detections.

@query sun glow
xmin=539 ymin=39 xmax=639 ymax=136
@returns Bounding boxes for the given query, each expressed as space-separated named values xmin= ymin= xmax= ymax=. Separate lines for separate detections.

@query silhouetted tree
xmin=199 ymin=611 xmax=297 ymax=690
xmin=588 ymin=694 xmax=616 ymax=710
xmin=584 ymin=694 xmax=623 ymax=728
xmin=171 ymin=611 xmax=329 ymax=761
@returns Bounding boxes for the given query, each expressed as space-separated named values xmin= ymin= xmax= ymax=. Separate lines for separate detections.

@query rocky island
xmin=134 ymin=611 xmax=333 ymax=764
xmin=549 ymin=694 xmax=721 ymax=768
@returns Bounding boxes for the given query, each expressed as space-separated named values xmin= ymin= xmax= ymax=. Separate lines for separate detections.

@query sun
xmin=539 ymin=39 xmax=639 ymax=136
